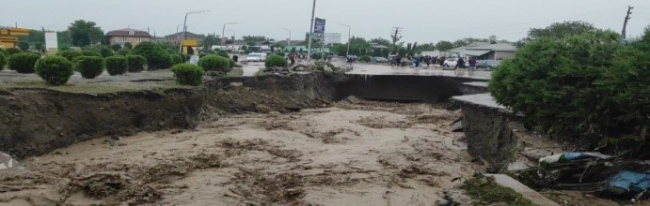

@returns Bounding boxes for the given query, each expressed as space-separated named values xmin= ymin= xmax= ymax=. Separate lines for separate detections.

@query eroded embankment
xmin=0 ymin=73 xmax=349 ymax=159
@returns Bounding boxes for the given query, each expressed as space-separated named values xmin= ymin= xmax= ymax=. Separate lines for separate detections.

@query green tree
xmin=111 ymin=44 xmax=122 ymax=51
xmin=247 ymin=41 xmax=256 ymax=47
xmin=489 ymin=30 xmax=625 ymax=148
xmin=124 ymin=42 xmax=133 ymax=49
xmin=418 ymin=43 xmax=435 ymax=51
xmin=453 ymin=39 xmax=469 ymax=47
xmin=527 ymin=21 xmax=596 ymax=40
xmin=68 ymin=20 xmax=104 ymax=47
xmin=34 ymin=42 xmax=44 ymax=51
xmin=203 ymin=34 xmax=220 ymax=52
xmin=435 ymin=41 xmax=454 ymax=51
xmin=370 ymin=38 xmax=391 ymax=46
xmin=17 ymin=41 xmax=29 ymax=51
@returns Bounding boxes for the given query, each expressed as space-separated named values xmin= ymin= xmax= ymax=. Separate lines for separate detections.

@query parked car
xmin=443 ymin=58 xmax=458 ymax=68
xmin=372 ymin=57 xmax=389 ymax=63
xmin=245 ymin=53 xmax=267 ymax=62
xmin=476 ymin=60 xmax=501 ymax=70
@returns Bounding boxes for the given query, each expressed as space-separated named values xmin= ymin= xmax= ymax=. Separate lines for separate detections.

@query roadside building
xmin=448 ymin=42 xmax=517 ymax=60
xmin=105 ymin=28 xmax=152 ymax=46
xmin=163 ymin=31 xmax=206 ymax=45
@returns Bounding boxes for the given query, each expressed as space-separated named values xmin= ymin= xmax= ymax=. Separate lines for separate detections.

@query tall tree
xmin=435 ymin=41 xmax=454 ymax=51
xmin=527 ymin=21 xmax=596 ymax=40
xmin=67 ymin=20 xmax=104 ymax=47
xmin=202 ymin=34 xmax=220 ymax=51
xmin=370 ymin=38 xmax=391 ymax=46
xmin=242 ymin=35 xmax=267 ymax=42
xmin=453 ymin=39 xmax=469 ymax=47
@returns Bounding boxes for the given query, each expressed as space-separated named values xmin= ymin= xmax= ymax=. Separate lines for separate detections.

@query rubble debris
xmin=539 ymin=152 xmax=612 ymax=164
xmin=0 ymin=152 xmax=25 ymax=171
xmin=450 ymin=118 xmax=463 ymax=132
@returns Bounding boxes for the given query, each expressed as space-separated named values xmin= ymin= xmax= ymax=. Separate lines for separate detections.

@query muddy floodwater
xmin=0 ymin=101 xmax=479 ymax=206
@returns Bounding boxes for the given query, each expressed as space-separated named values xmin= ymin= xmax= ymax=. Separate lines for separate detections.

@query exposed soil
xmin=0 ymin=101 xmax=479 ymax=206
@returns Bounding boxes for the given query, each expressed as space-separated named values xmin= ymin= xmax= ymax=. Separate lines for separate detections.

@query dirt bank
xmin=0 ymin=88 xmax=206 ymax=159
xmin=0 ymin=101 xmax=479 ymax=206
xmin=0 ymin=73 xmax=349 ymax=159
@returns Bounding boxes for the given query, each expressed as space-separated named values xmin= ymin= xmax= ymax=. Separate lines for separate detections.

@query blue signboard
xmin=314 ymin=18 xmax=326 ymax=34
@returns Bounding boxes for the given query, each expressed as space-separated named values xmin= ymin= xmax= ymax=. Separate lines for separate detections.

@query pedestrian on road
xmin=439 ymin=57 xmax=446 ymax=67
xmin=289 ymin=53 xmax=297 ymax=66
xmin=396 ymin=55 xmax=402 ymax=67
xmin=455 ymin=57 xmax=465 ymax=69
xmin=468 ymin=57 xmax=477 ymax=71
xmin=424 ymin=56 xmax=431 ymax=68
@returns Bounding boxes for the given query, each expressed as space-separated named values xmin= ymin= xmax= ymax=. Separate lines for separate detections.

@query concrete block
xmin=485 ymin=174 xmax=560 ymax=206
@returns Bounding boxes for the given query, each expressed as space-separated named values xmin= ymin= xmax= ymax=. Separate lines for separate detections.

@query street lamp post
xmin=226 ymin=29 xmax=236 ymax=43
xmin=306 ymin=0 xmax=316 ymax=61
xmin=281 ymin=28 xmax=292 ymax=46
xmin=221 ymin=23 xmax=238 ymax=46
xmin=339 ymin=23 xmax=351 ymax=57
xmin=179 ymin=10 xmax=209 ymax=53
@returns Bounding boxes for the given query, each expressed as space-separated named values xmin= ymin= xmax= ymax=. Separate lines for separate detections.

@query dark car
xmin=372 ymin=57 xmax=389 ymax=63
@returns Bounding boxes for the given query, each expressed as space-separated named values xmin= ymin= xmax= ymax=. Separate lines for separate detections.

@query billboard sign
xmin=314 ymin=18 xmax=326 ymax=35
xmin=324 ymin=33 xmax=341 ymax=44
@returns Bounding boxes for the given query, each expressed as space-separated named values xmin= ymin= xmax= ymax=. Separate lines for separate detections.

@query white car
xmin=443 ymin=58 xmax=459 ymax=68
xmin=245 ymin=53 xmax=267 ymax=62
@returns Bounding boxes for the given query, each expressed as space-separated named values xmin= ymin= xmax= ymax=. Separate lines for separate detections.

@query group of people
xmin=391 ymin=55 xmax=478 ymax=70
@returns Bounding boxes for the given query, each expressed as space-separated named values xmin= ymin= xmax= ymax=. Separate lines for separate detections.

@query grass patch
xmin=225 ymin=68 xmax=244 ymax=77
xmin=0 ymin=80 xmax=196 ymax=94
xmin=461 ymin=175 xmax=535 ymax=206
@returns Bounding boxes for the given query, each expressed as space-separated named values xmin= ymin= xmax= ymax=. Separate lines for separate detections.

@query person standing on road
xmin=424 ymin=56 xmax=431 ymax=68
xmin=468 ymin=57 xmax=477 ymax=71
xmin=395 ymin=55 xmax=402 ymax=67
xmin=455 ymin=57 xmax=465 ymax=69
xmin=289 ymin=52 xmax=297 ymax=66
xmin=439 ymin=57 xmax=446 ymax=67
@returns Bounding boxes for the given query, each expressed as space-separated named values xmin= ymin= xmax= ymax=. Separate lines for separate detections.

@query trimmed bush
xmin=116 ymin=48 xmax=130 ymax=56
xmin=198 ymin=55 xmax=231 ymax=73
xmin=126 ymin=55 xmax=146 ymax=73
xmin=57 ymin=50 xmax=83 ymax=61
xmin=6 ymin=48 xmax=21 ymax=55
xmin=76 ymin=56 xmax=104 ymax=78
xmin=359 ymin=55 xmax=371 ymax=62
xmin=489 ymin=30 xmax=629 ymax=145
xmin=229 ymin=59 xmax=236 ymax=69
xmin=171 ymin=54 xmax=183 ymax=65
xmin=171 ymin=63 xmax=204 ymax=86
xmin=0 ymin=53 xmax=6 ymax=70
xmin=124 ymin=42 xmax=133 ymax=49
xmin=111 ymin=44 xmax=122 ymax=51
xmin=217 ymin=50 xmax=229 ymax=58
xmin=104 ymin=56 xmax=128 ymax=76
xmin=82 ymin=50 xmax=102 ymax=57
xmin=99 ymin=47 xmax=113 ymax=57
xmin=8 ymin=52 xmax=40 ymax=73
xmin=131 ymin=42 xmax=172 ymax=70
xmin=265 ymin=55 xmax=288 ymax=68
xmin=34 ymin=56 xmax=74 ymax=86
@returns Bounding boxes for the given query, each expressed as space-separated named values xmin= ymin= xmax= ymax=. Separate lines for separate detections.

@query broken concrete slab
xmin=485 ymin=174 xmax=560 ymax=206
xmin=0 ymin=152 xmax=25 ymax=171
xmin=521 ymin=149 xmax=555 ymax=162
xmin=506 ymin=161 xmax=533 ymax=172
xmin=450 ymin=118 xmax=463 ymax=132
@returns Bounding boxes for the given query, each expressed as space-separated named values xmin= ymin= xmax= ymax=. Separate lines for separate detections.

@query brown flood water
xmin=0 ymin=101 xmax=479 ymax=206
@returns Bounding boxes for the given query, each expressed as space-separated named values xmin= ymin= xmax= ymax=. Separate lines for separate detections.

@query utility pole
xmin=306 ymin=0 xmax=316 ymax=61
xmin=391 ymin=27 xmax=402 ymax=55
xmin=622 ymin=6 xmax=633 ymax=39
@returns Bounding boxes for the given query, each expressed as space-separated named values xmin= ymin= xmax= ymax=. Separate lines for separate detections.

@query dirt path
xmin=0 ymin=101 xmax=479 ymax=206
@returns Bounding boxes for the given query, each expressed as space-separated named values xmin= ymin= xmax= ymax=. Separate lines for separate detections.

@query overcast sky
xmin=4 ymin=0 xmax=650 ymax=43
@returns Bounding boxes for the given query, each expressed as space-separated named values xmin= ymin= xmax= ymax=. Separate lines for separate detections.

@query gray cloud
xmin=4 ymin=0 xmax=649 ymax=43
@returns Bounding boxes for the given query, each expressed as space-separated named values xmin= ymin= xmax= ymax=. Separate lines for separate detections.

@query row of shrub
xmin=489 ymin=29 xmax=650 ymax=156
